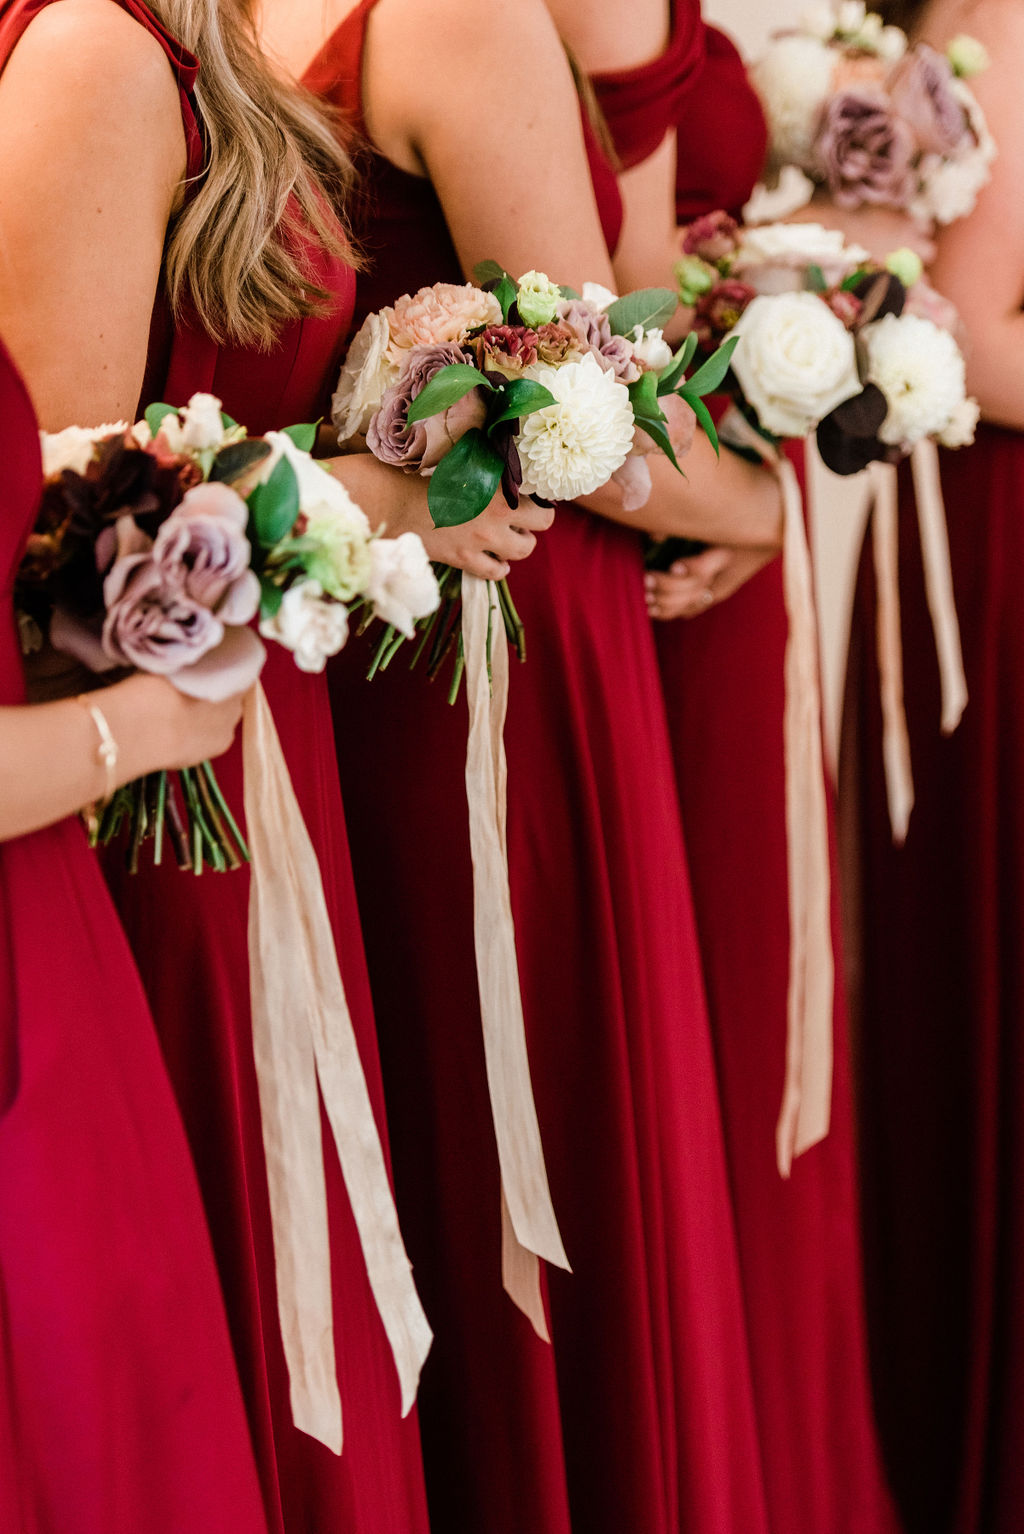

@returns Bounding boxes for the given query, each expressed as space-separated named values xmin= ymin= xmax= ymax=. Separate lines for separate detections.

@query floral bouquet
xmin=332 ymin=267 xmax=735 ymax=697
xmin=675 ymin=213 xmax=978 ymax=477
xmin=17 ymin=392 xmax=439 ymax=869
xmin=749 ymin=2 xmax=995 ymax=227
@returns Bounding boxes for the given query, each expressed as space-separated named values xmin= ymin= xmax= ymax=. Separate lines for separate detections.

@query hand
xmin=101 ymin=672 xmax=246 ymax=778
xmin=644 ymin=545 xmax=778 ymax=621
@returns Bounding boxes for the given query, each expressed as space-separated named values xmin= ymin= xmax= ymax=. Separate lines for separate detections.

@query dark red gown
xmin=0 ymin=340 xmax=269 ymax=1530
xmin=305 ymin=6 xmax=771 ymax=1531
xmin=845 ymin=426 xmax=1024 ymax=1534
xmin=0 ymin=5 xmax=430 ymax=1531
xmin=594 ymin=16 xmax=900 ymax=1533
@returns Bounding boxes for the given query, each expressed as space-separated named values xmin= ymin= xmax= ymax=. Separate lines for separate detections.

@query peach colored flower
xmin=383 ymin=283 xmax=502 ymax=367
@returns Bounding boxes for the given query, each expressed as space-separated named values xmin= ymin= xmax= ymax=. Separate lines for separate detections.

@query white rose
xmin=742 ymin=166 xmax=816 ymax=225
xmin=752 ymin=34 xmax=836 ymax=165
xmin=730 ymin=292 xmax=863 ymax=438
xmin=261 ymin=431 xmax=372 ymax=534
xmin=41 ymin=421 xmax=128 ymax=478
xmin=937 ymin=395 xmax=980 ymax=448
xmin=862 ymin=312 xmax=967 ymax=446
xmin=515 ymin=352 xmax=635 ymax=502
xmin=157 ymin=413 xmax=187 ymax=455
xmin=581 ymin=281 xmax=618 ymax=312
xmin=735 ymin=220 xmax=868 ymax=277
xmin=331 ymin=312 xmax=400 ymax=444
xmin=366 ymin=533 xmax=440 ymax=638
xmin=179 ymin=392 xmax=228 ymax=451
xmin=259 ymin=578 xmax=349 ymax=672
xmin=629 ymin=325 xmax=673 ymax=371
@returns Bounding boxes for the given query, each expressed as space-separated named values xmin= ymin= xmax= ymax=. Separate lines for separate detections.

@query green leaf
xmin=495 ymin=274 xmax=517 ymax=323
xmin=427 ymin=429 xmax=504 ymax=528
xmin=841 ymin=267 xmax=870 ymax=292
xmin=486 ymin=378 xmax=556 ymax=431
xmin=282 ymin=420 xmax=320 ymax=452
xmin=220 ymin=411 xmax=239 ymax=431
xmin=473 ymin=259 xmax=508 ymax=287
xmin=681 ymin=334 xmax=739 ymax=398
xmin=559 ymin=285 xmax=581 ymax=301
xmin=247 ymin=455 xmax=300 ymax=547
xmin=628 ymin=369 xmax=662 ymax=419
xmin=210 ymin=438 xmax=272 ymax=485
xmin=634 ymin=411 xmax=681 ymax=473
xmin=807 ymin=263 xmax=827 ymax=294
xmin=405 ymin=364 xmax=492 ymax=425
xmin=656 ymin=331 xmax=699 ymax=396
xmin=259 ymin=580 xmax=284 ymax=620
xmin=605 ymin=287 xmax=677 ymax=337
xmin=144 ymin=402 xmax=178 ymax=435
xmin=683 ymin=392 xmax=720 ymax=456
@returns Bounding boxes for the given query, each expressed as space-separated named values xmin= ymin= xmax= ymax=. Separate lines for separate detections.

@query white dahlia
xmin=752 ymin=34 xmax=836 ymax=166
xmin=515 ymin=353 xmax=635 ymax=502
xmin=862 ymin=312 xmax=967 ymax=446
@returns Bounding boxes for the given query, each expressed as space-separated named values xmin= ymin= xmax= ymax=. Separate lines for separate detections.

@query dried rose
xmin=475 ymin=325 xmax=539 ymax=378
xmin=366 ymin=344 xmax=488 ymax=473
xmin=815 ymin=89 xmax=916 ymax=208
xmin=682 ymin=210 xmax=740 ymax=263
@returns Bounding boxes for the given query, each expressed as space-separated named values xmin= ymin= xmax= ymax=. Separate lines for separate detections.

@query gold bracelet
xmin=77 ymin=694 xmax=119 ymax=804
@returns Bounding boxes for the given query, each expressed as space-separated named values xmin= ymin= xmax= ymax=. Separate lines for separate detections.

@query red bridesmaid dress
xmin=0 ymin=5 xmax=430 ymax=1531
xmin=305 ymin=6 xmax=772 ymax=1531
xmin=594 ymin=15 xmax=901 ymax=1533
xmin=845 ymin=427 xmax=1024 ymax=1534
xmin=0 ymin=342 xmax=268 ymax=1530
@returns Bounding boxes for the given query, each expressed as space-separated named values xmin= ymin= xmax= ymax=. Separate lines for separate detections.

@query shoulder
xmin=3 ymin=0 xmax=184 ymax=118
xmin=368 ymin=0 xmax=564 ymax=73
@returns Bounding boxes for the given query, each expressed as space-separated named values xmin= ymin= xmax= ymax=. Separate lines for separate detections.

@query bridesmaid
xmin=284 ymin=0 xmax=784 ymax=1529
xmin=0 ymin=1 xmax=541 ymax=1527
xmin=0 ymin=333 xmax=267 ymax=1531
xmin=845 ymin=2 xmax=1024 ymax=1530
xmin=556 ymin=4 xmax=904 ymax=1531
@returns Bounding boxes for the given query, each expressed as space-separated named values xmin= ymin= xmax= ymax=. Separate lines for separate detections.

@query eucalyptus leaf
xmin=247 ymin=455 xmax=300 ymax=548
xmin=559 ymin=285 xmax=581 ymax=301
xmin=144 ymin=402 xmax=178 ymax=436
xmin=486 ymin=378 xmax=556 ymax=432
xmin=406 ymin=364 xmax=492 ymax=425
xmin=282 ymin=420 xmax=320 ymax=452
xmin=210 ymin=438 xmax=272 ymax=485
xmin=681 ymin=334 xmax=739 ymax=398
xmin=427 ymin=429 xmax=504 ymax=528
xmin=473 ymin=259 xmax=508 ymax=287
xmin=606 ymin=287 xmax=677 ymax=338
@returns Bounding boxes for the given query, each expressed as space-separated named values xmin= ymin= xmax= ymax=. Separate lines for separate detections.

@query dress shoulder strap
xmin=590 ymin=0 xmax=707 ymax=170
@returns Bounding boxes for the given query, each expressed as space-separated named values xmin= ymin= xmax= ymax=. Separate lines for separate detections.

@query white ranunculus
xmin=331 ymin=312 xmax=400 ymax=444
xmin=735 ymin=220 xmax=868 ymax=279
xmin=877 ymin=24 xmax=908 ymax=61
xmin=515 ymin=352 xmax=635 ymax=502
xmin=862 ymin=312 xmax=968 ymax=446
xmin=179 ymin=392 xmax=228 ymax=451
xmin=752 ymin=34 xmax=836 ymax=165
xmin=366 ymin=533 xmax=440 ymax=638
xmin=41 ymin=421 xmax=128 ymax=478
xmin=261 ymin=431 xmax=372 ymax=534
xmin=259 ymin=578 xmax=349 ymax=672
xmin=629 ymin=325 xmax=673 ymax=372
xmin=742 ymin=166 xmax=817 ymax=225
xmin=729 ymin=292 xmax=862 ymax=438
xmin=938 ymin=395 xmax=980 ymax=448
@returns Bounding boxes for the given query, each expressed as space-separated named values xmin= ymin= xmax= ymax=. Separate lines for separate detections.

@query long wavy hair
xmin=148 ymin=0 xmax=358 ymax=348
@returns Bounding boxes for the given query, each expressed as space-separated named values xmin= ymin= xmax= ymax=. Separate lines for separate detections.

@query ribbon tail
xmin=870 ymin=465 xmax=915 ymax=845
xmin=910 ymin=439 xmax=968 ymax=736
xmin=501 ymin=1188 xmax=550 ymax=1341
xmin=243 ymin=683 xmax=431 ymax=1448
xmin=462 ymin=574 xmax=570 ymax=1301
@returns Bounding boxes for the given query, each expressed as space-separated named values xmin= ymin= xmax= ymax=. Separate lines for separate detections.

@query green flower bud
xmin=885 ymin=247 xmax=924 ymax=289
xmin=516 ymin=270 xmax=561 ymax=328
xmin=947 ymin=33 xmax=989 ymax=78
xmin=674 ymin=255 xmax=717 ymax=307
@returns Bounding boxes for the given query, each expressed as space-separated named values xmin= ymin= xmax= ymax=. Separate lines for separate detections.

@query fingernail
xmin=671 ymin=561 xmax=688 ymax=575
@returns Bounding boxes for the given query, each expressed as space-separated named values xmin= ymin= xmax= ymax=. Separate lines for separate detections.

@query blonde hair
xmin=149 ymin=0 xmax=358 ymax=348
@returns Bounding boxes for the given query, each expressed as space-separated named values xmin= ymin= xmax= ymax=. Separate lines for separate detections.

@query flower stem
xmin=200 ymin=760 xmax=249 ymax=864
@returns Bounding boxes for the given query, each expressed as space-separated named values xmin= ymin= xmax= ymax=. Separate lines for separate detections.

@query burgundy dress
xmin=594 ymin=17 xmax=900 ymax=1533
xmin=846 ymin=429 xmax=1024 ymax=1533
xmin=0 ymin=5 xmax=430 ymax=1531
xmin=306 ymin=6 xmax=771 ymax=1531
xmin=0 ymin=341 xmax=269 ymax=1529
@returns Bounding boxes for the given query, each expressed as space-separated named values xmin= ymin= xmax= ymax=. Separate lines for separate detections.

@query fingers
xmin=482 ymin=525 xmax=537 ymax=564
xmin=644 ymin=567 xmax=714 ymax=622
xmin=507 ymin=499 xmax=555 ymax=532
xmin=462 ymin=549 xmax=512 ymax=581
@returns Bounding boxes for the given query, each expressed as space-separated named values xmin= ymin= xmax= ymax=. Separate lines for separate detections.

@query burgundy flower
xmin=890 ymin=45 xmax=969 ymax=157
xmin=535 ymin=321 xmax=579 ymax=365
xmin=815 ymin=89 xmax=917 ymax=209
xmin=694 ymin=279 xmax=757 ymax=346
xmin=366 ymin=344 xmax=488 ymax=473
xmin=682 ymin=210 xmax=740 ymax=263
xmin=475 ymin=325 xmax=539 ymax=377
xmin=825 ymin=288 xmax=864 ymax=329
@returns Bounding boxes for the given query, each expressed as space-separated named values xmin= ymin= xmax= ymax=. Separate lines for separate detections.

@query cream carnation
xmin=383 ymin=283 xmax=501 ymax=366
xmin=581 ymin=281 xmax=618 ymax=312
xmin=259 ymin=579 xmax=349 ymax=673
xmin=753 ymin=34 xmax=836 ymax=165
xmin=515 ymin=352 xmax=634 ymax=502
xmin=332 ymin=312 xmax=399 ymax=443
xmin=938 ymin=395 xmax=980 ymax=448
xmin=730 ymin=291 xmax=862 ymax=437
xmin=41 ymin=421 xmax=128 ymax=478
xmin=366 ymin=533 xmax=440 ymax=638
xmin=862 ymin=311 xmax=968 ymax=445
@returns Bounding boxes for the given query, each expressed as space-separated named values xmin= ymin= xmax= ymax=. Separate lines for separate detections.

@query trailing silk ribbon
xmin=868 ymin=444 xmax=967 ymax=844
xmin=242 ymin=682 xmax=432 ymax=1451
xmin=720 ymin=411 xmax=834 ymax=1176
xmin=461 ymin=573 xmax=570 ymax=1338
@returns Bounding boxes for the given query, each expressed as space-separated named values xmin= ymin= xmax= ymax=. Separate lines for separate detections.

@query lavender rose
xmin=889 ymin=45 xmax=969 ymax=157
xmin=815 ymin=89 xmax=917 ymax=208
xmin=556 ymin=301 xmax=641 ymax=382
xmin=101 ymin=516 xmax=225 ymax=676
xmin=366 ymin=343 xmax=488 ymax=472
xmin=152 ymin=481 xmax=259 ymax=623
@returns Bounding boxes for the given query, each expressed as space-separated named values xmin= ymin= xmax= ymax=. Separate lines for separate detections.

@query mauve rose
xmin=890 ymin=45 xmax=968 ymax=157
xmin=101 ymin=515 xmax=224 ymax=676
xmin=816 ymin=89 xmax=916 ymax=208
xmin=535 ymin=321 xmax=579 ymax=365
xmin=598 ymin=335 xmax=643 ymax=384
xmin=556 ymin=301 xmax=642 ymax=381
xmin=152 ymin=481 xmax=259 ymax=623
xmin=682 ymin=210 xmax=740 ymax=263
xmin=695 ymin=279 xmax=757 ymax=346
xmin=366 ymin=344 xmax=488 ymax=473
xmin=476 ymin=325 xmax=539 ymax=377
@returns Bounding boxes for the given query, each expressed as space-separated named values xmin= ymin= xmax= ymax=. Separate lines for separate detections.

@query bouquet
xmin=332 ymin=266 xmax=736 ymax=697
xmin=675 ymin=213 xmax=978 ymax=477
xmin=17 ymin=393 xmax=439 ymax=869
xmin=749 ymin=2 xmax=995 ymax=226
